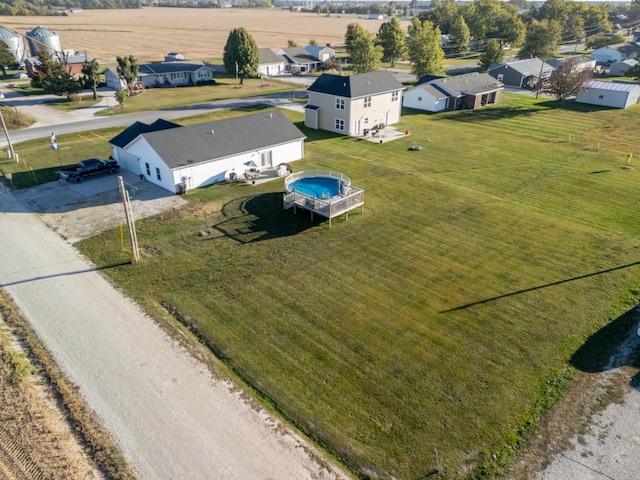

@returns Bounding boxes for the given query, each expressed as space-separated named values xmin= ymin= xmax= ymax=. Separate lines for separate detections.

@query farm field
xmin=76 ymin=96 xmax=640 ymax=479
xmin=0 ymin=7 xmax=407 ymax=64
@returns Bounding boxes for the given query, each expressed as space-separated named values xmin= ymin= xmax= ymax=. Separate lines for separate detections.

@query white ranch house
xmin=109 ymin=111 xmax=306 ymax=194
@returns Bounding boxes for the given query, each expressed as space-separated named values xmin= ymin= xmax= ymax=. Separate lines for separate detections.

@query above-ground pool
xmin=289 ymin=176 xmax=340 ymax=199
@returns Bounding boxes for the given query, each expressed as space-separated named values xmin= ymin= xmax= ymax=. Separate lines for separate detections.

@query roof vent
xmin=211 ymin=129 xmax=214 ymax=135
xmin=187 ymin=159 xmax=193 ymax=164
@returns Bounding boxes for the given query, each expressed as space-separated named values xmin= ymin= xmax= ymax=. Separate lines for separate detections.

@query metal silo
xmin=26 ymin=26 xmax=62 ymax=57
xmin=0 ymin=26 xmax=27 ymax=65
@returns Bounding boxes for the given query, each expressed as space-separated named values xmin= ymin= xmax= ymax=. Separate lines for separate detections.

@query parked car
xmin=59 ymin=158 xmax=120 ymax=183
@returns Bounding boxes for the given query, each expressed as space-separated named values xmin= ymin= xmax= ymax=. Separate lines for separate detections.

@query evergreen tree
xmin=349 ymin=26 xmax=383 ymax=73
xmin=116 ymin=55 xmax=139 ymax=93
xmin=479 ymin=39 xmax=504 ymax=71
xmin=81 ymin=58 xmax=101 ymax=100
xmin=447 ymin=16 xmax=470 ymax=55
xmin=31 ymin=51 xmax=80 ymax=97
xmin=223 ymin=27 xmax=259 ymax=84
xmin=0 ymin=41 xmax=17 ymax=76
xmin=407 ymin=18 xmax=445 ymax=79
xmin=376 ymin=17 xmax=407 ymax=67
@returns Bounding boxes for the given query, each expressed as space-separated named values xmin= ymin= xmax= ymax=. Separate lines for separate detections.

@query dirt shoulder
xmin=0 ymin=310 xmax=107 ymax=480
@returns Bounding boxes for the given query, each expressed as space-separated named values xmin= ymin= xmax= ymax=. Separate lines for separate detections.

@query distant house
xmin=403 ymin=72 xmax=504 ymax=112
xmin=369 ymin=14 xmax=383 ymax=20
xmin=487 ymin=58 xmax=554 ymax=88
xmin=305 ymin=71 xmax=404 ymax=135
xmin=276 ymin=47 xmax=322 ymax=74
xmin=305 ymin=44 xmax=335 ymax=63
xmin=102 ymin=60 xmax=215 ymax=90
xmin=609 ymin=59 xmax=639 ymax=76
xmin=575 ymin=80 xmax=640 ymax=109
xmin=546 ymin=54 xmax=596 ymax=73
xmin=25 ymin=51 xmax=93 ymax=77
xmin=590 ymin=43 xmax=640 ymax=64
xmin=258 ymin=48 xmax=288 ymax=76
xmin=138 ymin=60 xmax=215 ymax=88
xmin=109 ymin=110 xmax=306 ymax=194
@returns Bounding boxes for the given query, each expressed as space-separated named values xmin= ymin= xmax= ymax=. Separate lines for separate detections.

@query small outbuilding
xmin=609 ymin=59 xmax=639 ymax=76
xmin=109 ymin=110 xmax=306 ymax=194
xmin=575 ymin=80 xmax=640 ymax=109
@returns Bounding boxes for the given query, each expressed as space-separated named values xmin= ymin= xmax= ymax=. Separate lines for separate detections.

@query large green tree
xmin=223 ymin=27 xmax=259 ymax=84
xmin=479 ymin=39 xmax=504 ymax=71
xmin=463 ymin=0 xmax=525 ymax=47
xmin=116 ymin=55 xmax=139 ymax=93
xmin=0 ymin=41 xmax=17 ymax=76
xmin=517 ymin=19 xmax=561 ymax=60
xmin=447 ymin=16 xmax=470 ymax=55
xmin=375 ymin=17 xmax=407 ymax=67
xmin=349 ymin=25 xmax=383 ymax=73
xmin=419 ymin=0 xmax=459 ymax=34
xmin=407 ymin=18 xmax=445 ymax=79
xmin=81 ymin=58 xmax=101 ymax=100
xmin=344 ymin=23 xmax=361 ymax=57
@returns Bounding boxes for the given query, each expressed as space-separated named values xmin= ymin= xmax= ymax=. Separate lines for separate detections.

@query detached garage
xmin=575 ymin=80 xmax=640 ymax=109
xmin=109 ymin=110 xmax=306 ymax=194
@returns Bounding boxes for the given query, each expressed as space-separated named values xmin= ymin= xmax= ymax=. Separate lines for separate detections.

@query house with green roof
xmin=304 ymin=71 xmax=404 ymax=136
xmin=109 ymin=111 xmax=306 ymax=194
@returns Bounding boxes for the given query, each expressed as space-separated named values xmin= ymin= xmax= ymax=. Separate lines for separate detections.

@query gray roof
xmin=27 ymin=25 xmax=57 ymax=38
xmin=139 ymin=110 xmax=306 ymax=170
xmin=431 ymin=72 xmax=503 ymax=96
xmin=139 ymin=61 xmax=210 ymax=75
xmin=583 ymin=80 xmax=640 ymax=93
xmin=307 ymin=71 xmax=404 ymax=98
xmin=110 ymin=119 xmax=181 ymax=149
xmin=488 ymin=58 xmax=554 ymax=76
xmin=599 ymin=43 xmax=640 ymax=54
xmin=259 ymin=48 xmax=286 ymax=65
xmin=278 ymin=47 xmax=320 ymax=65
xmin=546 ymin=54 xmax=595 ymax=69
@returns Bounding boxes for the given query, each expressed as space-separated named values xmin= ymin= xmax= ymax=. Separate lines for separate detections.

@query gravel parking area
xmin=12 ymin=170 xmax=187 ymax=244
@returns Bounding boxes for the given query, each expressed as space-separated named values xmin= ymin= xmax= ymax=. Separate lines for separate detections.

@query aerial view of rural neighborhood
xmin=0 ymin=0 xmax=640 ymax=478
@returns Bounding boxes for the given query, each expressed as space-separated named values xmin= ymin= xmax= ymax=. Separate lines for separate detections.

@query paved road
xmin=0 ymin=184 xmax=347 ymax=480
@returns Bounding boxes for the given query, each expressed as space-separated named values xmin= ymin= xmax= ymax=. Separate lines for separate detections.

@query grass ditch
xmin=0 ymin=290 xmax=136 ymax=480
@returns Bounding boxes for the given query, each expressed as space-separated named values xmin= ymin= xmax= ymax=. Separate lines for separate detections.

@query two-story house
xmin=304 ymin=71 xmax=404 ymax=136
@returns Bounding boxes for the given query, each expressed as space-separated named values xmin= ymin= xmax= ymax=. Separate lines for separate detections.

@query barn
xmin=109 ymin=110 xmax=306 ymax=194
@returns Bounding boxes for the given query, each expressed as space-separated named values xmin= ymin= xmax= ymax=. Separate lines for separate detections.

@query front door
xmin=353 ymin=119 xmax=361 ymax=134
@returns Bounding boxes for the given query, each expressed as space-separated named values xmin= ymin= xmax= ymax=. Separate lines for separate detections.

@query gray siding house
xmin=305 ymin=71 xmax=404 ymax=136
xmin=487 ymin=59 xmax=554 ymax=88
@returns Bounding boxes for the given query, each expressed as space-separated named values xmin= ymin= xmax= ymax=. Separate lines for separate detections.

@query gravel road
xmin=0 ymin=184 xmax=349 ymax=479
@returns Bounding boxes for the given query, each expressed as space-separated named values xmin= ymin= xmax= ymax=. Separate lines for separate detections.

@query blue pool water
xmin=290 ymin=177 xmax=340 ymax=199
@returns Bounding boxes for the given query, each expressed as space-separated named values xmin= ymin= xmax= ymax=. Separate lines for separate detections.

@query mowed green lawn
xmin=79 ymin=95 xmax=640 ymax=479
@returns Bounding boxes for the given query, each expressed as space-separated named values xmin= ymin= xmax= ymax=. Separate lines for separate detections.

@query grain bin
xmin=0 ymin=26 xmax=27 ymax=65
xmin=26 ymin=26 xmax=62 ymax=57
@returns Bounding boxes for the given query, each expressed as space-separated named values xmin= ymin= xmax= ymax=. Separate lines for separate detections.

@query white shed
xmin=109 ymin=111 xmax=306 ymax=194
xmin=609 ymin=59 xmax=638 ymax=76
xmin=575 ymin=80 xmax=640 ymax=109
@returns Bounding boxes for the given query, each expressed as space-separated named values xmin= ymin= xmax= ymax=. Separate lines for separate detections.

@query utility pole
xmin=0 ymin=110 xmax=16 ymax=161
xmin=118 ymin=176 xmax=139 ymax=263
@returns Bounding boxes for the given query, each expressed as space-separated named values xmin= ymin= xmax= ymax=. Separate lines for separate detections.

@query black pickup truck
xmin=59 ymin=158 xmax=120 ymax=183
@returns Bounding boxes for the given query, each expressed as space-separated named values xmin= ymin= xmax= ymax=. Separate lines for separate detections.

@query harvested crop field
xmin=0 ymin=7 xmax=409 ymax=64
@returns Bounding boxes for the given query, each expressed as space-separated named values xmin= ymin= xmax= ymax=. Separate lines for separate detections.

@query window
xmin=170 ymin=72 xmax=186 ymax=80
xmin=156 ymin=167 xmax=162 ymax=181
xmin=364 ymin=118 xmax=369 ymax=124
xmin=198 ymin=70 xmax=209 ymax=78
xmin=335 ymin=118 xmax=345 ymax=131
xmin=364 ymin=96 xmax=372 ymax=108
xmin=336 ymin=98 xmax=345 ymax=110
xmin=145 ymin=162 xmax=151 ymax=176
xmin=497 ymin=74 xmax=504 ymax=81
xmin=391 ymin=91 xmax=399 ymax=102
xmin=598 ymin=95 xmax=604 ymax=99
xmin=418 ymin=96 xmax=422 ymax=102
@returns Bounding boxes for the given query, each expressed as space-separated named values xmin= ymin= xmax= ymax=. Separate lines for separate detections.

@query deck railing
xmin=284 ymin=170 xmax=351 ymax=193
